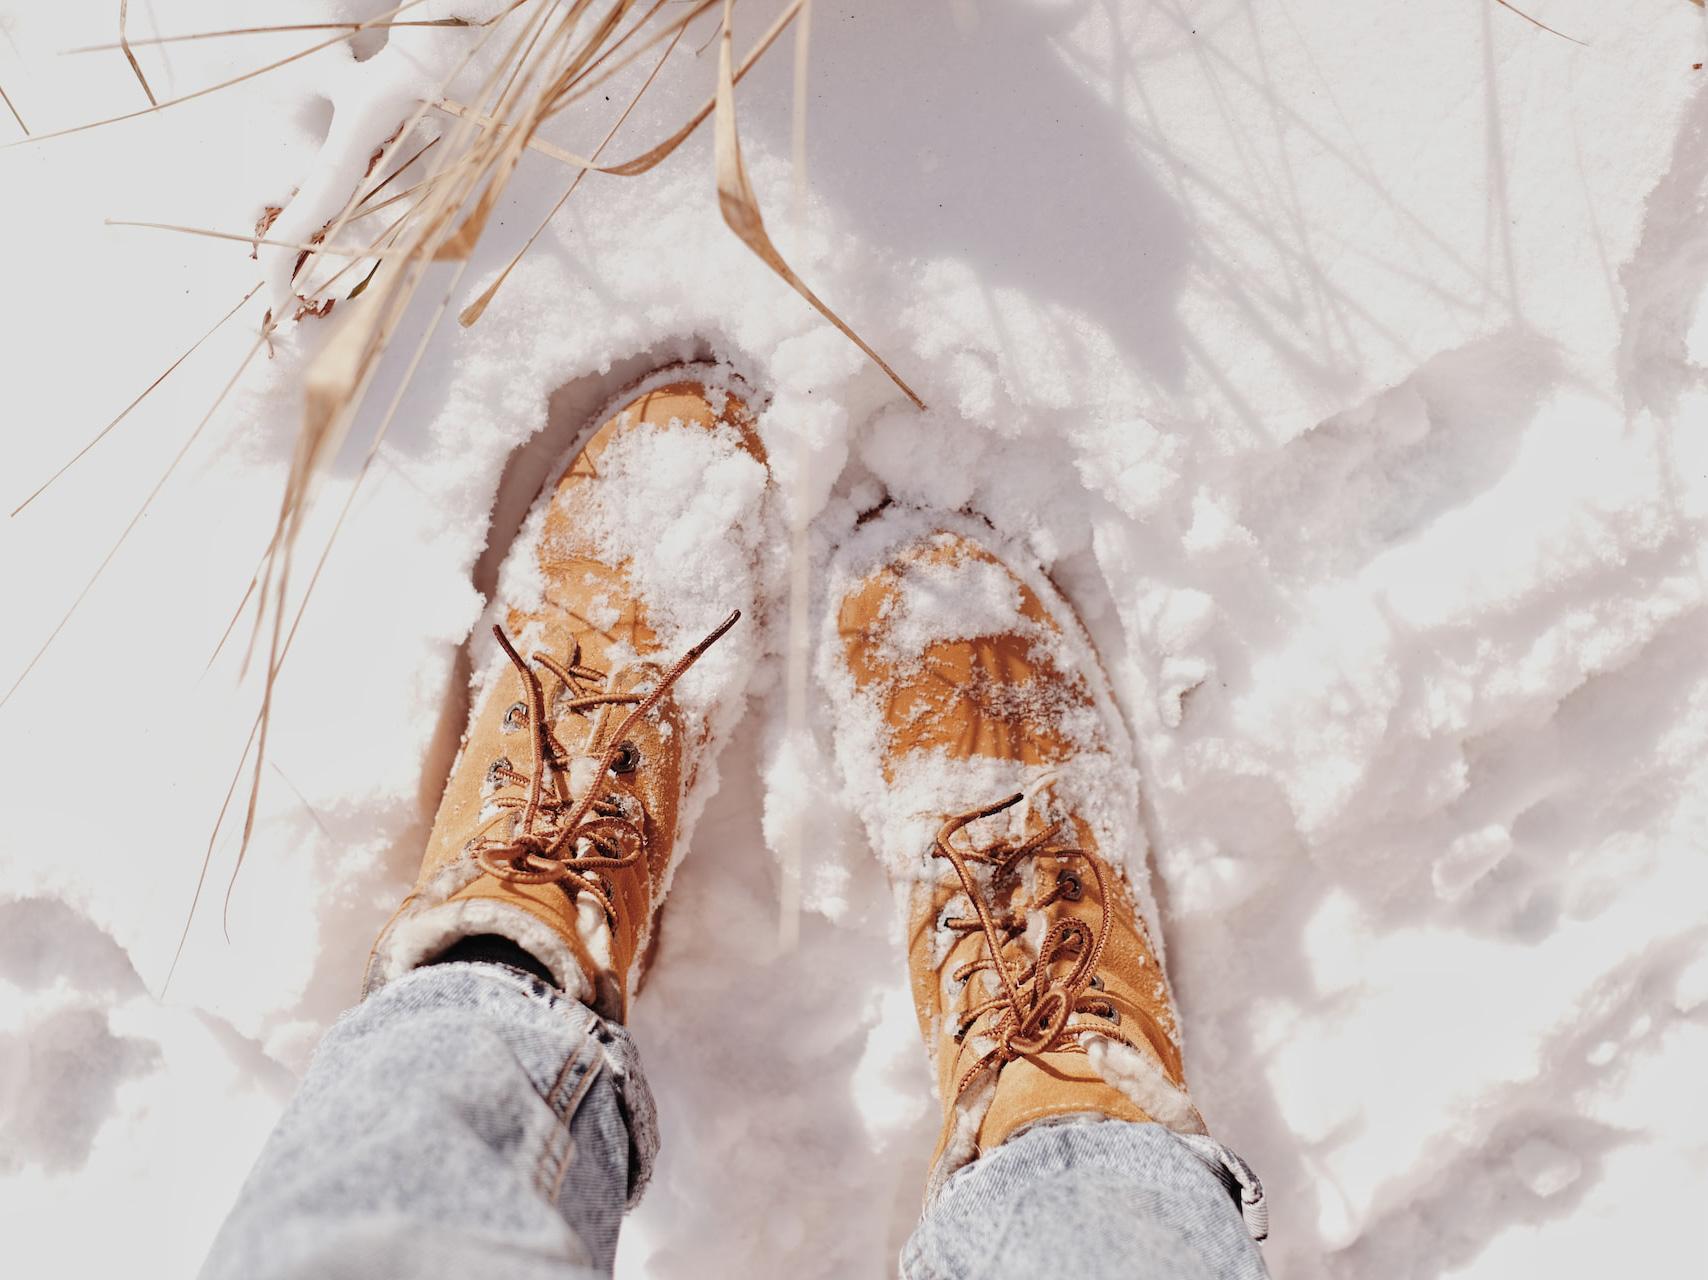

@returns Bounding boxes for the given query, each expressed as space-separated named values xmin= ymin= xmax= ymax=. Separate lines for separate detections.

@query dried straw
xmin=1493 ymin=0 xmax=1588 ymax=44
xmin=6 ymin=1 xmax=925 ymax=982
xmin=118 ymin=0 xmax=158 ymax=105
xmin=66 ymin=19 xmax=478 ymax=54
xmin=8 ymin=0 xmax=454 ymax=146
xmin=9 ymin=283 xmax=262 ymax=520
xmin=1 ymin=316 xmax=276 ymax=714
xmin=1 ymin=80 xmax=28 ymax=134
xmin=712 ymin=0 xmax=922 ymax=409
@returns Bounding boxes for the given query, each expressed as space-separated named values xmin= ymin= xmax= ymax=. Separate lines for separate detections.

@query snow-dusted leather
xmin=366 ymin=376 xmax=767 ymax=1022
xmin=832 ymin=525 xmax=1206 ymax=1196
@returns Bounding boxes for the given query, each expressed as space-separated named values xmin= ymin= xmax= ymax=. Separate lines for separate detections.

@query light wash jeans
xmin=202 ymin=963 xmax=1269 ymax=1279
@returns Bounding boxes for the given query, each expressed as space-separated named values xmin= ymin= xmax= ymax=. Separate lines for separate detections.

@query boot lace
xmin=467 ymin=609 xmax=739 ymax=923
xmin=932 ymin=792 xmax=1167 ymax=1098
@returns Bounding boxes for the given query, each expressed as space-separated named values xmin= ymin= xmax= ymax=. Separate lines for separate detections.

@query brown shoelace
xmin=468 ymin=609 xmax=740 ymax=922
xmin=932 ymin=792 xmax=1167 ymax=1097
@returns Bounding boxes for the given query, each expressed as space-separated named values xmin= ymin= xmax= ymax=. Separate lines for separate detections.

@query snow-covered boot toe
xmin=824 ymin=513 xmax=1205 ymax=1196
xmin=367 ymin=369 xmax=773 ymax=1022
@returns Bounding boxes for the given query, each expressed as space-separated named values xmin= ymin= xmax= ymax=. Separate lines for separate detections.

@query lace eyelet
xmin=609 ymin=741 xmax=639 ymax=775
xmin=485 ymin=756 xmax=512 ymax=790
xmin=502 ymin=702 xmax=527 ymax=731
xmin=1056 ymin=869 xmax=1084 ymax=902
xmin=1097 ymin=1005 xmax=1121 ymax=1026
xmin=1088 ymin=973 xmax=1105 ymax=991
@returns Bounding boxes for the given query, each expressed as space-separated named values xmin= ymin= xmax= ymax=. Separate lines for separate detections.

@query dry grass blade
xmin=107 ymin=218 xmax=400 ymax=258
xmin=461 ymin=3 xmax=684 ymax=326
xmin=434 ymin=0 xmax=796 ymax=178
xmin=319 ymin=6 xmax=546 ymax=273
xmin=298 ymin=283 xmax=390 ymax=480
xmin=203 ymin=211 xmax=416 ymax=681
xmin=435 ymin=0 xmax=672 ymax=261
xmin=540 ymin=0 xmax=711 ymax=113
xmin=8 ymin=0 xmax=440 ymax=147
xmin=433 ymin=99 xmax=596 ymax=165
xmin=1493 ymin=0 xmax=1588 ymax=44
xmin=185 ymin=0 xmax=920 ymax=959
xmin=0 ymin=320 xmax=274 ymax=713
xmin=68 ymin=18 xmax=478 ymax=54
xmin=542 ymin=0 xmax=720 ymax=114
xmin=183 ymin=0 xmax=547 ymax=950
xmin=354 ymin=136 xmax=442 ymax=211
xmin=119 ymin=0 xmax=158 ymax=105
xmin=10 ymin=282 xmax=263 ymax=518
xmin=1 ymin=79 xmax=28 ymax=135
xmin=712 ymin=0 xmax=923 ymax=408
xmin=694 ymin=16 xmax=722 ymax=57
xmin=163 ymin=706 xmax=262 ymax=994
xmin=209 ymin=3 xmax=558 ymax=942
xmin=223 ymin=380 xmax=356 ymax=936
xmin=573 ymin=0 xmax=792 ymax=173
xmin=167 ymin=276 xmax=456 ymax=987
xmin=207 ymin=563 xmax=263 ymax=676
xmin=247 ymin=0 xmax=589 ymax=633
xmin=430 ymin=7 xmax=574 ymax=260
xmin=347 ymin=164 xmax=466 ymax=225
xmin=222 ymin=245 xmax=482 ymax=941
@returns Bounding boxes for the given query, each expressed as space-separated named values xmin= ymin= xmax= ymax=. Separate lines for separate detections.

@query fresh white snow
xmin=2 ymin=2 xmax=1707 ymax=1277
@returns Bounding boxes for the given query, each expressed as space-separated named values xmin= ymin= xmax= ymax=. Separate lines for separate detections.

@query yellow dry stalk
xmin=1491 ymin=0 xmax=1587 ymax=44
xmin=10 ymin=0 xmax=449 ymax=146
xmin=0 ymin=80 xmax=24 ymax=134
xmin=2 ymin=1 xmax=924 ymax=982
xmin=67 ymin=18 xmax=480 ymax=54
xmin=711 ymin=0 xmax=922 ymax=409
xmin=212 ymin=0 xmax=739 ymax=960
xmin=119 ymin=0 xmax=158 ymax=106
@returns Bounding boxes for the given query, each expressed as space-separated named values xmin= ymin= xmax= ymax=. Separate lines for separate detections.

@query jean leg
xmin=902 ymin=1120 xmax=1270 ymax=1280
xmin=201 ymin=963 xmax=657 ymax=1280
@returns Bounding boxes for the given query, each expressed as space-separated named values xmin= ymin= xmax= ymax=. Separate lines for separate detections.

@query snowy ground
xmin=3 ymin=2 xmax=1708 ymax=1276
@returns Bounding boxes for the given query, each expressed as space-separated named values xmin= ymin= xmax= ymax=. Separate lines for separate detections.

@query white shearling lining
xmin=366 ymin=896 xmax=595 ymax=1009
xmin=1083 ymin=1034 xmax=1208 ymax=1136
xmin=924 ymin=1073 xmax=997 ymax=1201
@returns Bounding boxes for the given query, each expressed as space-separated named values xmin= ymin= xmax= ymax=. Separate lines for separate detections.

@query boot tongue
xmin=975 ymin=1051 xmax=1153 ymax=1152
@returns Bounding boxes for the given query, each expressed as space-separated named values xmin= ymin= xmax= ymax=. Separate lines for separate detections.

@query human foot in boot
xmin=824 ymin=511 xmax=1204 ymax=1196
xmin=368 ymin=368 xmax=775 ymax=1021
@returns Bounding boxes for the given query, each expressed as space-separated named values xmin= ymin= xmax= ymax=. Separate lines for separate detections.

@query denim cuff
xmin=378 ymin=963 xmax=659 ymax=1207
xmin=1172 ymin=1132 xmax=1268 ymax=1243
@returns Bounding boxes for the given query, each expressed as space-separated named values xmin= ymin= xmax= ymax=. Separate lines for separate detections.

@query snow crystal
xmin=880 ymin=544 xmax=1025 ymax=659
xmin=562 ymin=415 xmax=769 ymax=649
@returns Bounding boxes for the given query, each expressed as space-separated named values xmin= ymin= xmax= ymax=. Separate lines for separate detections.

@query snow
xmin=815 ymin=509 xmax=1155 ymax=939
xmin=557 ymin=391 xmax=774 ymax=663
xmin=875 ymin=546 xmax=1024 ymax=660
xmin=2 ymin=2 xmax=1708 ymax=1277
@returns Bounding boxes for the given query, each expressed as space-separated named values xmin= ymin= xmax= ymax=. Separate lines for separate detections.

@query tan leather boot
xmin=366 ymin=369 xmax=772 ymax=1022
xmin=826 ymin=513 xmax=1207 ymax=1196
